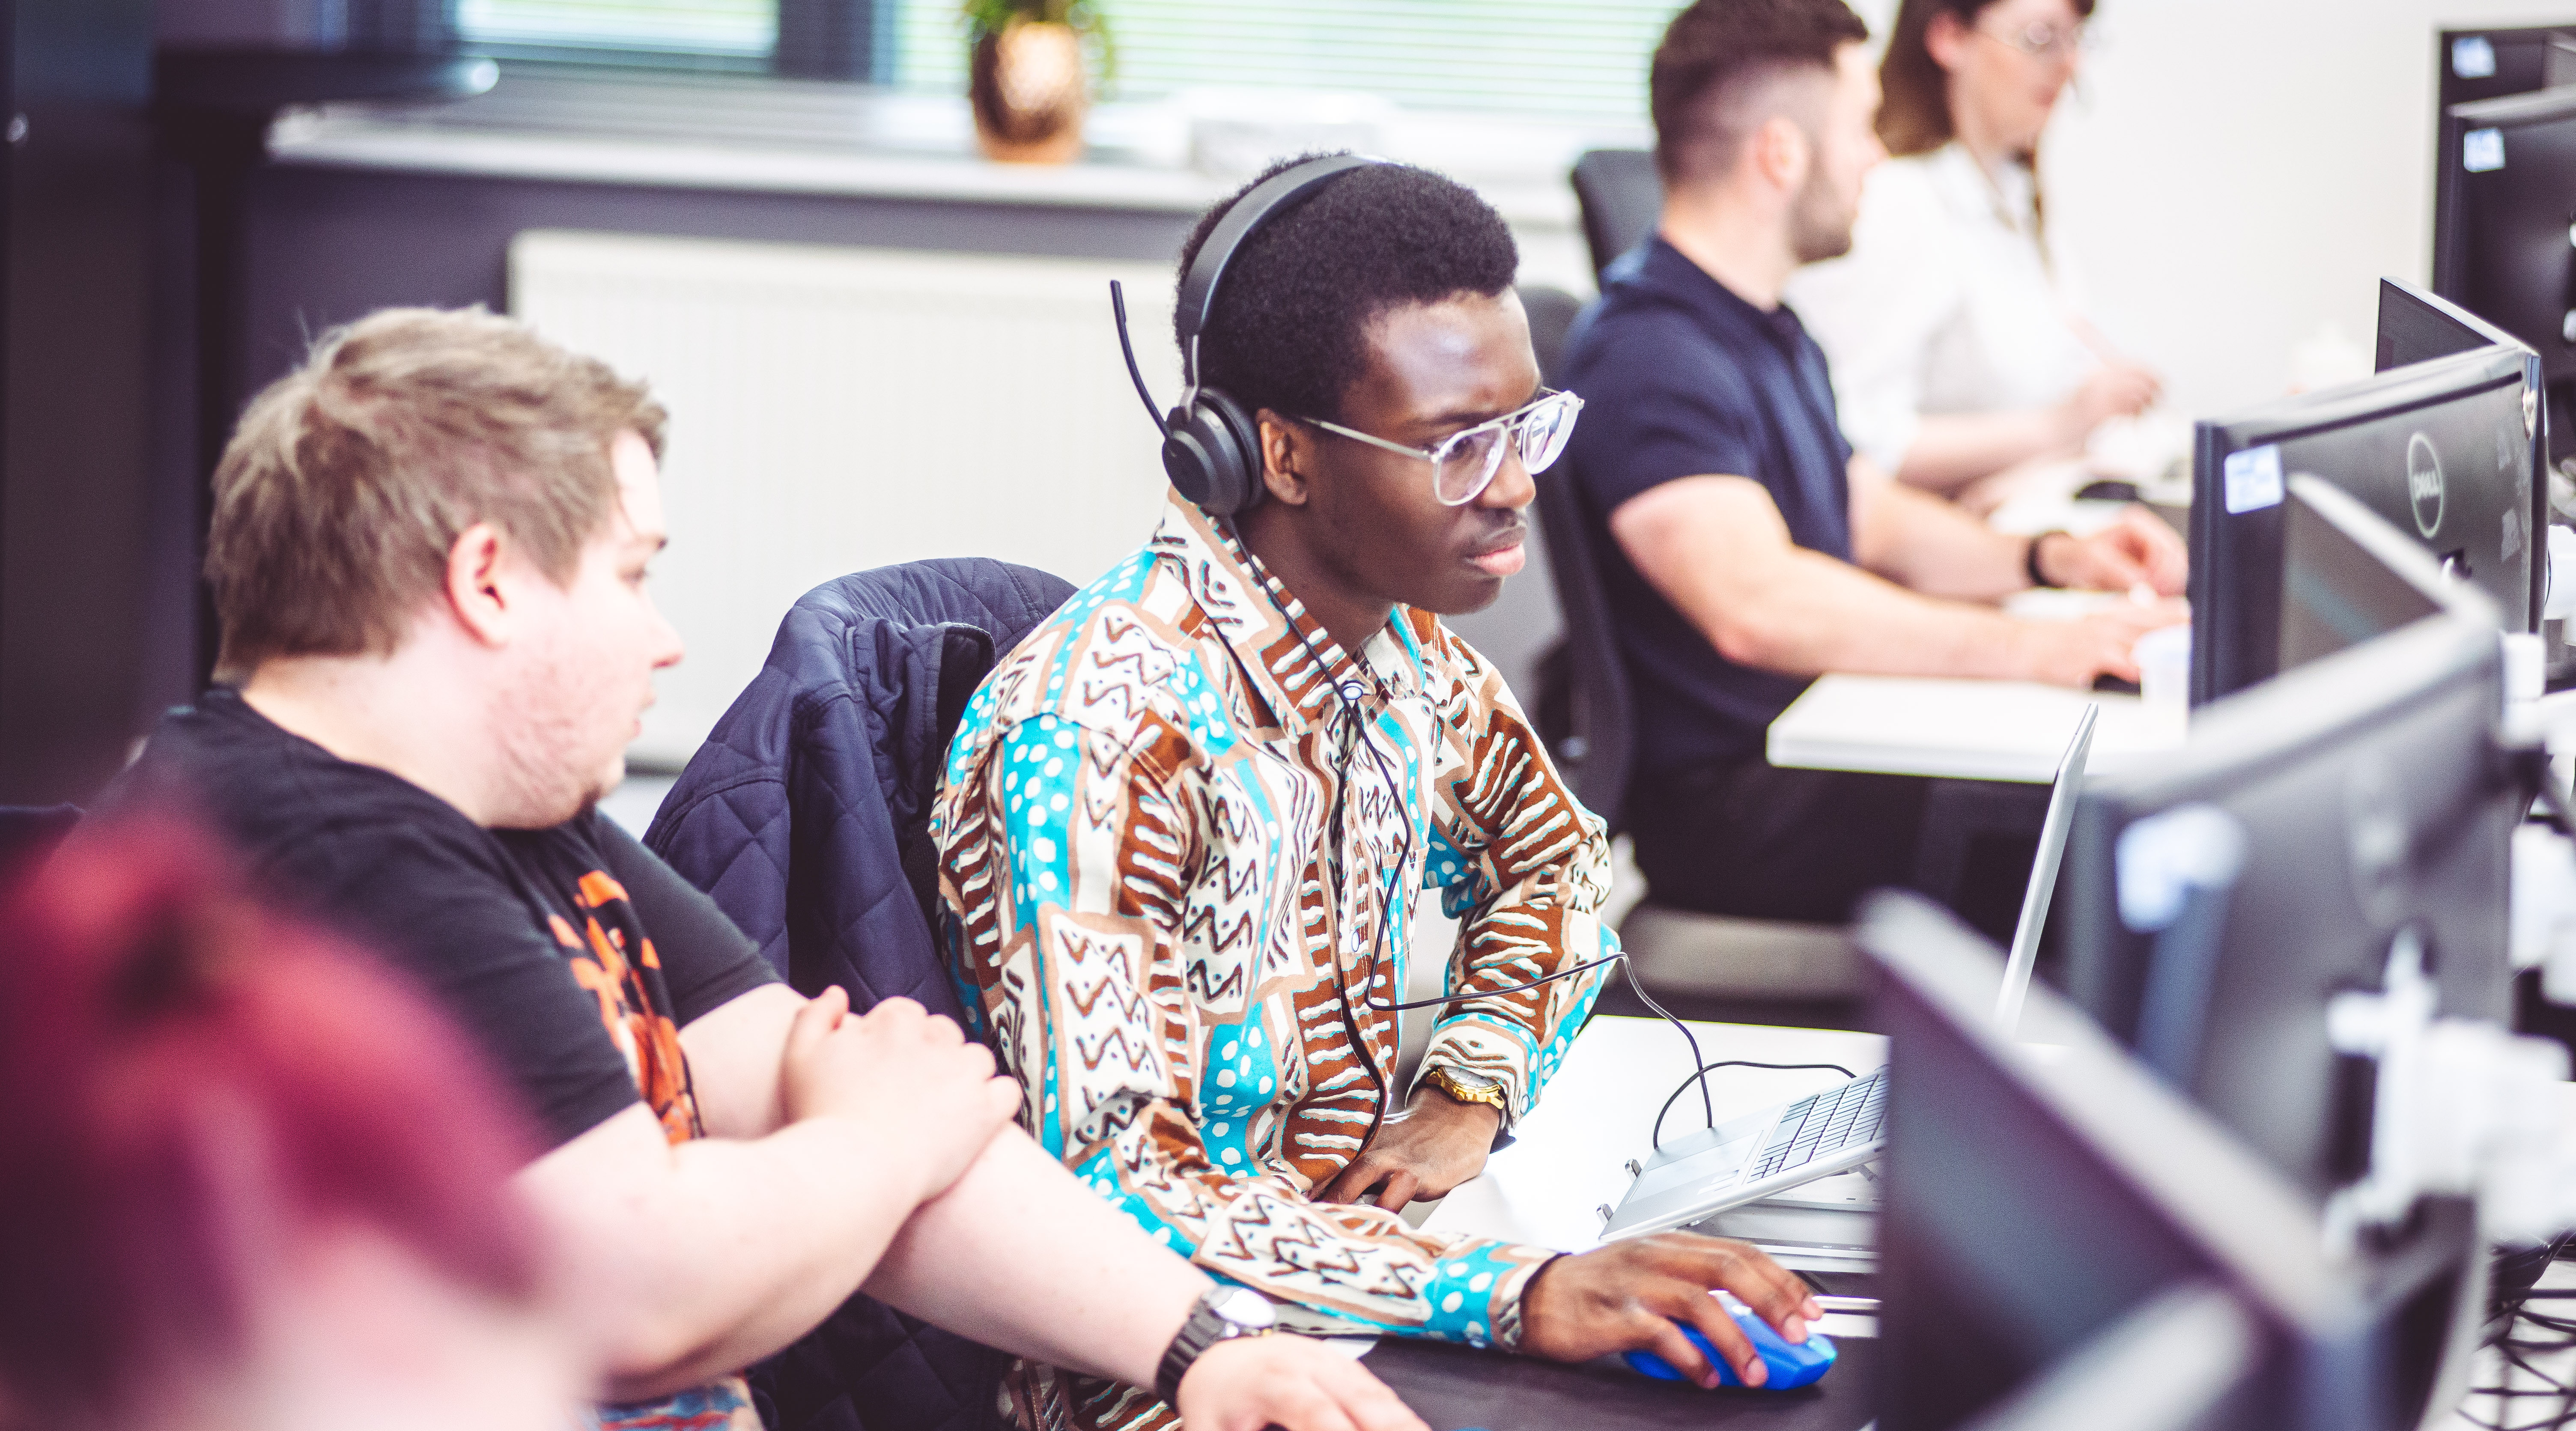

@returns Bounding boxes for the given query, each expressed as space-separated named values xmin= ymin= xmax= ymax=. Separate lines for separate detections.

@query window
xmin=449 ymin=0 xmax=1673 ymax=122
xmin=459 ymin=0 xmax=778 ymax=58
xmin=897 ymin=1 xmax=1668 ymax=122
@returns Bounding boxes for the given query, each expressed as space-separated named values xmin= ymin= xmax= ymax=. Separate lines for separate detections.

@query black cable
xmin=1108 ymin=280 xmax=1170 ymax=438
xmin=1651 ymin=1061 xmax=1857 ymax=1153
xmin=1621 ymin=953 xmax=1712 ymax=1131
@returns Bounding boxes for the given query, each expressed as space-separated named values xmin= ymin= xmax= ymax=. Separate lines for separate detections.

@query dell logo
xmin=2406 ymin=432 xmax=2445 ymax=538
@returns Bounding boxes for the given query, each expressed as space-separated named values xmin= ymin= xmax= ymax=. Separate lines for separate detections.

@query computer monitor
xmin=2375 ymin=277 xmax=2529 ymax=373
xmin=2069 ymin=487 xmax=2511 ymax=1201
xmin=1956 ymin=1285 xmax=2262 ymax=1431
xmin=2189 ymin=345 xmax=2534 ymax=704
xmin=2436 ymin=25 xmax=2576 ymax=121
xmin=2433 ymin=86 xmax=2576 ymax=400
xmin=1862 ymin=892 xmax=2486 ymax=1431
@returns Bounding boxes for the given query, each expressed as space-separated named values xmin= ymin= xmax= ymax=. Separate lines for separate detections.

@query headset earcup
xmin=1162 ymin=390 xmax=1267 ymax=517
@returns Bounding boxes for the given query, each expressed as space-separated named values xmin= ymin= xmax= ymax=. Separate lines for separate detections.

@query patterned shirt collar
xmin=1154 ymin=492 xmax=1420 ymax=731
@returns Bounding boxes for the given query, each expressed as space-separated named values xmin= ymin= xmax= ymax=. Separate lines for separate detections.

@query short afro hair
xmin=1653 ymin=0 xmax=1871 ymax=185
xmin=1174 ymin=155 xmax=1518 ymax=427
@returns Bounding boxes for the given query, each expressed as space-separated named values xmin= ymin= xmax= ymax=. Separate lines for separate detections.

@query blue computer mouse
xmin=1623 ymin=1291 xmax=1837 ymax=1390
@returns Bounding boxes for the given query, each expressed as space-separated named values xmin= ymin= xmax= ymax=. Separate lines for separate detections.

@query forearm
xmin=1852 ymin=478 xmax=2029 ymax=601
xmin=535 ymin=1112 xmax=927 ymax=1399
xmin=860 ymin=1122 xmax=1200 ymax=1379
xmin=1893 ymin=408 xmax=2079 ymax=494
xmin=863 ymin=1128 xmax=1207 ymax=1385
xmin=1692 ymin=549 xmax=2033 ymax=680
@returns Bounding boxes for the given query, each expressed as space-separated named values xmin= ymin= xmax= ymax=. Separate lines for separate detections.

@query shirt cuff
xmin=1487 ymin=1253 xmax=1560 ymax=1352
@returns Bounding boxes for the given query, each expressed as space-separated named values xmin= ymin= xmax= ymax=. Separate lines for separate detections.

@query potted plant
xmin=963 ymin=0 xmax=1110 ymax=164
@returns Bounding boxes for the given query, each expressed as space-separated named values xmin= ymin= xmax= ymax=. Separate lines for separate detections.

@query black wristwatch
xmin=2026 ymin=529 xmax=2067 ymax=589
xmin=1155 ymin=1285 xmax=1277 ymax=1404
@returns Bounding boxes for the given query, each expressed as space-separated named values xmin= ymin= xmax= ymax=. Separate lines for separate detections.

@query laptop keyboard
xmin=1748 ymin=1067 xmax=1888 ymax=1182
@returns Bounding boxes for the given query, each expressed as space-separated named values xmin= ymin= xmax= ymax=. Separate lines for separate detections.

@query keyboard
xmin=1748 ymin=1068 xmax=1888 ymax=1182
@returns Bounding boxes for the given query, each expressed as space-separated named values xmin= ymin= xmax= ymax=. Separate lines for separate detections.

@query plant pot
xmin=969 ymin=19 xmax=1086 ymax=164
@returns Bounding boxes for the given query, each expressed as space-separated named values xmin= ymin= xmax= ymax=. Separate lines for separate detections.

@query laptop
xmin=1599 ymin=704 xmax=2100 ymax=1242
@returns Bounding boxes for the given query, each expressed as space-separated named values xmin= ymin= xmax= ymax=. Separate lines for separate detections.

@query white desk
xmin=1767 ymin=674 xmax=2186 ymax=784
xmin=1421 ymin=1015 xmax=1886 ymax=1254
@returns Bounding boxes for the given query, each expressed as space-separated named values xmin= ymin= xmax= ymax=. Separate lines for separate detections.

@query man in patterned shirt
xmin=935 ymin=158 xmax=1825 ymax=1430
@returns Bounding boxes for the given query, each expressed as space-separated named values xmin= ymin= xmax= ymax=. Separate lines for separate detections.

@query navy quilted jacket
xmin=646 ymin=557 xmax=1071 ymax=1431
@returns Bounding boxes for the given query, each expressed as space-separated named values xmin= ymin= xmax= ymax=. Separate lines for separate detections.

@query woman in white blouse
xmin=1786 ymin=0 xmax=2159 ymax=501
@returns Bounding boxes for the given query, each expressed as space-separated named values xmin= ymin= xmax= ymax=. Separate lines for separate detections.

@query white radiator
xmin=509 ymin=230 xmax=1184 ymax=767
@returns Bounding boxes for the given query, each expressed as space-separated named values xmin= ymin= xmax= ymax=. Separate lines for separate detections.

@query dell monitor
xmin=2189 ymin=344 xmax=2534 ymax=704
xmin=1862 ymin=892 xmax=2486 ymax=1431
xmin=2070 ymin=483 xmax=2512 ymax=1203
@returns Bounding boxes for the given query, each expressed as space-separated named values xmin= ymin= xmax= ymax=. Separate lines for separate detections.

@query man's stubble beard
xmin=486 ymin=644 xmax=617 ymax=830
xmin=1788 ymin=156 xmax=1858 ymax=266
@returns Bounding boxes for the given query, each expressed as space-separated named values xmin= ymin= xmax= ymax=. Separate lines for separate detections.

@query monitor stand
xmin=1695 ymin=1163 xmax=1880 ymax=1276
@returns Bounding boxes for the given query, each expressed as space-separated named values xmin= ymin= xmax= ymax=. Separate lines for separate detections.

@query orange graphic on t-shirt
xmin=564 ymin=871 xmax=703 ymax=1146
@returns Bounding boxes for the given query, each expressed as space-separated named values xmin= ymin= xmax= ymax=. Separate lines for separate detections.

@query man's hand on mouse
xmin=1513 ymin=1234 xmax=1825 ymax=1390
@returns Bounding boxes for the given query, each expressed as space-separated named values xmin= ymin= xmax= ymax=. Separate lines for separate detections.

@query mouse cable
xmin=1649 ymin=1061 xmax=1858 ymax=1153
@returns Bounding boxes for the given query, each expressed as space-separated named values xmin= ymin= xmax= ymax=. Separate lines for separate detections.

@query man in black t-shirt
xmin=109 ymin=307 xmax=1422 ymax=1431
xmin=1559 ymin=0 xmax=2188 ymax=924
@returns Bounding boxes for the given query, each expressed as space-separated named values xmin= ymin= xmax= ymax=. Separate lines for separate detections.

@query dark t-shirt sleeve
xmin=293 ymin=820 xmax=645 ymax=1149
xmin=1567 ymin=307 xmax=1767 ymax=510
xmin=587 ymin=812 xmax=780 ymax=1026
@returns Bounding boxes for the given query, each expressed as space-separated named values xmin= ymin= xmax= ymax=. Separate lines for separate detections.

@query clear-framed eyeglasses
xmin=1294 ymin=388 xmax=1585 ymax=506
xmin=1977 ymin=18 xmax=2095 ymax=60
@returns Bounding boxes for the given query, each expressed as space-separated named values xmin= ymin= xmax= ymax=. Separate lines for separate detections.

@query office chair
xmin=1532 ymin=459 xmax=1862 ymax=1001
xmin=1571 ymin=149 xmax=1664 ymax=279
xmin=1519 ymin=284 xmax=1583 ymax=389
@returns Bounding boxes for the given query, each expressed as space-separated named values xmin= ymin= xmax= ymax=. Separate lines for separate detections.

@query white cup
xmin=2135 ymin=623 xmax=2191 ymax=717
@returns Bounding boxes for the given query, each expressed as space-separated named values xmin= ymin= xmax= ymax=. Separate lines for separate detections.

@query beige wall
xmin=1930 ymin=0 xmax=2576 ymax=420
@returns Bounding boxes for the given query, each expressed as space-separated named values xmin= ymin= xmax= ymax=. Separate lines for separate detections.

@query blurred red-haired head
xmin=0 ymin=817 xmax=543 ymax=1422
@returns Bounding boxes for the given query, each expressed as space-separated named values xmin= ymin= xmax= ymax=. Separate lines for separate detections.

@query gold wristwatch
xmin=1421 ymin=1065 xmax=1509 ymax=1115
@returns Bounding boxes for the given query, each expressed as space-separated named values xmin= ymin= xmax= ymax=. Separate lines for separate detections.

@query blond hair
xmin=206 ymin=307 xmax=666 ymax=678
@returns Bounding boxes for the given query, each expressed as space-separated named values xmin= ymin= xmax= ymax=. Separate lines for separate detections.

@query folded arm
xmin=517 ymin=1095 xmax=932 ymax=1400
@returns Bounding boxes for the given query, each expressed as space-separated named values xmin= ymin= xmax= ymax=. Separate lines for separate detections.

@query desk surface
xmin=1363 ymin=1331 xmax=1877 ymax=1431
xmin=1422 ymin=1016 xmax=1888 ymax=1253
xmin=1768 ymin=674 xmax=2185 ymax=784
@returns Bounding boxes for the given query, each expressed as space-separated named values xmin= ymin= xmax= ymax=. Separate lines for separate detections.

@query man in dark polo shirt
xmin=1562 ymin=0 xmax=2187 ymax=924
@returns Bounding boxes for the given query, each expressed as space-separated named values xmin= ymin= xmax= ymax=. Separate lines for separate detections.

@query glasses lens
xmin=1434 ymin=426 xmax=1509 ymax=504
xmin=1517 ymin=395 xmax=1580 ymax=474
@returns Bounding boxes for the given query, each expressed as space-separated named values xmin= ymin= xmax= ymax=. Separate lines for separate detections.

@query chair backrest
xmin=647 ymin=557 xmax=1071 ymax=1020
xmin=1520 ymin=283 xmax=1584 ymax=389
xmin=1532 ymin=454 xmax=1639 ymax=836
xmin=1571 ymin=148 xmax=1664 ymax=279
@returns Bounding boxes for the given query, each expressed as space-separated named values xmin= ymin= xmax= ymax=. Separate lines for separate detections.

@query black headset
xmin=1113 ymin=152 xmax=1384 ymax=517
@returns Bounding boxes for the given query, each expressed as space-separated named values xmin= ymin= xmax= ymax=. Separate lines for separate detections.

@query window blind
xmin=894 ymin=0 xmax=1672 ymax=121
xmin=456 ymin=0 xmax=777 ymax=56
